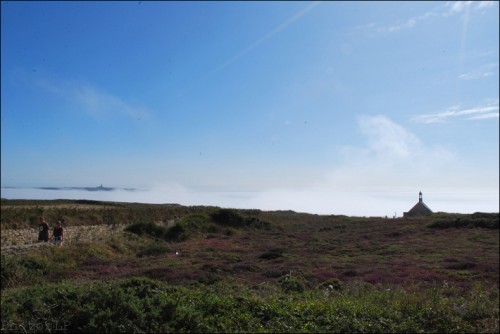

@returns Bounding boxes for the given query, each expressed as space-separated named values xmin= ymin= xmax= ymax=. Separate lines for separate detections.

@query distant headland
xmin=2 ymin=185 xmax=137 ymax=192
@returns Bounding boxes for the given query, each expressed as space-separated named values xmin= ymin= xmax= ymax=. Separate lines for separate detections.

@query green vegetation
xmin=428 ymin=212 xmax=499 ymax=229
xmin=0 ymin=199 xmax=207 ymax=229
xmin=1 ymin=277 xmax=497 ymax=333
xmin=124 ymin=209 xmax=270 ymax=242
xmin=125 ymin=221 xmax=171 ymax=240
xmin=1 ymin=201 xmax=498 ymax=333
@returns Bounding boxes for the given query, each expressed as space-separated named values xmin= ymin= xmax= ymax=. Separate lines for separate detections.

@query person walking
xmin=52 ymin=220 xmax=64 ymax=246
xmin=38 ymin=216 xmax=50 ymax=242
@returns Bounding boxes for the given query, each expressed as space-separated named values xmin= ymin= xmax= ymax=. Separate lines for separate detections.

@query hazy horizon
xmin=2 ymin=185 xmax=498 ymax=217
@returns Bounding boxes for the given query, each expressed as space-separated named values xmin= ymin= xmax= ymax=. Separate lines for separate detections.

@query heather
xmin=1 ymin=200 xmax=498 ymax=333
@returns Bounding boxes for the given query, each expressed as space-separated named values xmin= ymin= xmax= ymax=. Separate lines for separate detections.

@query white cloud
xmin=444 ymin=1 xmax=473 ymax=16
xmin=444 ymin=0 xmax=498 ymax=16
xmin=374 ymin=1 xmax=497 ymax=33
xmin=358 ymin=115 xmax=421 ymax=158
xmin=377 ymin=10 xmax=437 ymax=33
xmin=72 ymin=84 xmax=150 ymax=121
xmin=467 ymin=113 xmax=499 ymax=120
xmin=325 ymin=115 xmax=456 ymax=190
xmin=459 ymin=63 xmax=498 ymax=80
xmin=34 ymin=74 xmax=151 ymax=121
xmin=477 ymin=1 xmax=497 ymax=9
xmin=412 ymin=100 xmax=500 ymax=123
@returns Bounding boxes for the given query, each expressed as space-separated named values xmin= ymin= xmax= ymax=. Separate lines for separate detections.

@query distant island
xmin=3 ymin=185 xmax=137 ymax=192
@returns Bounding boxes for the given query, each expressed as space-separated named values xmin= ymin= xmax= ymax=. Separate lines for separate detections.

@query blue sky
xmin=1 ymin=1 xmax=498 ymax=216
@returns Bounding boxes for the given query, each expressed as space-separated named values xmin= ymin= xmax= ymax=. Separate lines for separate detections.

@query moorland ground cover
xmin=1 ymin=199 xmax=498 ymax=333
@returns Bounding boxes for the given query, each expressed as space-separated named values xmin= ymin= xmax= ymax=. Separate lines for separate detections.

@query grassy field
xmin=1 ymin=199 xmax=498 ymax=333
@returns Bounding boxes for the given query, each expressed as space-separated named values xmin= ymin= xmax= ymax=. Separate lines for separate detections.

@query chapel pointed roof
xmin=404 ymin=191 xmax=433 ymax=217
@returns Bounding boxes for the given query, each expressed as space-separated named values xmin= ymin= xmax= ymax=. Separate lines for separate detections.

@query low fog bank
xmin=2 ymin=185 xmax=498 ymax=217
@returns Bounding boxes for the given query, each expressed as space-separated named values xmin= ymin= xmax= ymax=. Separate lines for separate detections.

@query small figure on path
xmin=52 ymin=220 xmax=64 ymax=246
xmin=38 ymin=216 xmax=50 ymax=242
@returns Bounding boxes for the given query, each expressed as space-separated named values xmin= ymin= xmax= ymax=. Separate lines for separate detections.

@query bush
xmin=1 ymin=277 xmax=177 ymax=333
xmin=210 ymin=209 xmax=245 ymax=227
xmin=137 ymin=244 xmax=170 ymax=257
xmin=278 ymin=272 xmax=307 ymax=293
xmin=244 ymin=216 xmax=272 ymax=230
xmin=164 ymin=223 xmax=187 ymax=242
xmin=1 ymin=278 xmax=498 ymax=333
xmin=125 ymin=213 xmax=242 ymax=243
xmin=1 ymin=255 xmax=49 ymax=290
xmin=259 ymin=249 xmax=283 ymax=260
xmin=428 ymin=214 xmax=499 ymax=229
xmin=318 ymin=278 xmax=343 ymax=291
xmin=124 ymin=221 xmax=169 ymax=239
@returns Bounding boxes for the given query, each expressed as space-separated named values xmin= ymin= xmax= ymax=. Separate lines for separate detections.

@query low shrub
xmin=244 ymin=217 xmax=272 ymax=230
xmin=133 ymin=210 xmax=269 ymax=242
xmin=428 ymin=214 xmax=499 ymax=229
xmin=259 ymin=248 xmax=283 ymax=260
xmin=444 ymin=262 xmax=477 ymax=270
xmin=278 ymin=272 xmax=307 ymax=293
xmin=137 ymin=244 xmax=170 ymax=257
xmin=1 ymin=278 xmax=498 ymax=333
xmin=1 ymin=277 xmax=177 ymax=333
xmin=343 ymin=269 xmax=358 ymax=277
xmin=163 ymin=223 xmax=186 ymax=241
xmin=1 ymin=255 xmax=49 ymax=290
xmin=318 ymin=278 xmax=343 ymax=291
xmin=207 ymin=209 xmax=270 ymax=230
xmin=210 ymin=209 xmax=245 ymax=227
xmin=124 ymin=221 xmax=169 ymax=239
